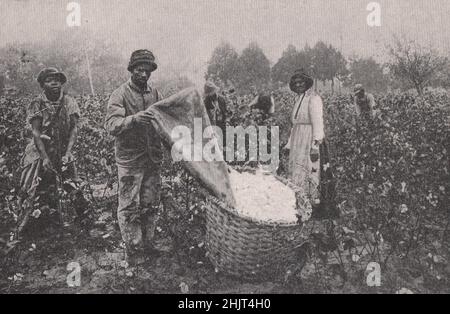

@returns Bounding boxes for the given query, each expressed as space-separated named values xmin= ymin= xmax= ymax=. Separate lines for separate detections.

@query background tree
xmin=346 ymin=57 xmax=389 ymax=93
xmin=271 ymin=45 xmax=298 ymax=84
xmin=0 ymin=34 xmax=130 ymax=95
xmin=311 ymin=41 xmax=347 ymax=94
xmin=235 ymin=42 xmax=271 ymax=94
xmin=0 ymin=45 xmax=41 ymax=94
xmin=205 ymin=42 xmax=239 ymax=89
xmin=388 ymin=37 xmax=448 ymax=95
xmin=272 ymin=44 xmax=314 ymax=84
xmin=311 ymin=41 xmax=333 ymax=89
xmin=329 ymin=47 xmax=349 ymax=94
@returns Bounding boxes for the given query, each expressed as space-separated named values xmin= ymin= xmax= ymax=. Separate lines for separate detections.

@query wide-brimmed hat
xmin=289 ymin=68 xmax=314 ymax=92
xmin=127 ymin=49 xmax=158 ymax=72
xmin=37 ymin=67 xmax=67 ymax=85
xmin=204 ymin=81 xmax=219 ymax=96
xmin=353 ymin=84 xmax=364 ymax=94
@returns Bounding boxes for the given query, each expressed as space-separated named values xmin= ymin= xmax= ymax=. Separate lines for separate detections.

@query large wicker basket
xmin=204 ymin=175 xmax=320 ymax=280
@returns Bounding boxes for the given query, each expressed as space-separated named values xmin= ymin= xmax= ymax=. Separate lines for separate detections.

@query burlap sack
xmin=147 ymin=87 xmax=236 ymax=207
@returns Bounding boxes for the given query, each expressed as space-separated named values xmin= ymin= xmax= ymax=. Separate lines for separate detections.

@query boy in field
xmin=19 ymin=67 xmax=88 ymax=234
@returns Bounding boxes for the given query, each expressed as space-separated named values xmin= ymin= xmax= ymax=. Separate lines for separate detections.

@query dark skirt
xmin=312 ymin=140 xmax=339 ymax=219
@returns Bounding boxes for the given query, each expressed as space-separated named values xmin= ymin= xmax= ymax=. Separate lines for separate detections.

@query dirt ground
xmin=1 ymin=207 xmax=295 ymax=294
xmin=0 ymin=179 xmax=295 ymax=294
xmin=1 ymin=183 xmax=449 ymax=294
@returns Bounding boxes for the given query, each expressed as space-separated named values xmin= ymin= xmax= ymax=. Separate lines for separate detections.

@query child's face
xmin=42 ymin=75 xmax=62 ymax=93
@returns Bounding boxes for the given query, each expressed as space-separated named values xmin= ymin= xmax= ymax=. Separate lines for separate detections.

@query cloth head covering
xmin=289 ymin=68 xmax=314 ymax=92
xmin=204 ymin=81 xmax=219 ymax=96
xmin=127 ymin=49 xmax=158 ymax=72
xmin=37 ymin=67 xmax=67 ymax=85
xmin=353 ymin=84 xmax=364 ymax=94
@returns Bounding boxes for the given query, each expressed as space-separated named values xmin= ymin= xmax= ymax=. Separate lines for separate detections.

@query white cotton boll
xmin=179 ymin=282 xmax=189 ymax=294
xmin=228 ymin=169 xmax=298 ymax=223
xmin=400 ymin=204 xmax=408 ymax=213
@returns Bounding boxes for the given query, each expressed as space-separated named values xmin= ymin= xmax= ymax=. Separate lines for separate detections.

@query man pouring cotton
xmin=105 ymin=49 xmax=164 ymax=266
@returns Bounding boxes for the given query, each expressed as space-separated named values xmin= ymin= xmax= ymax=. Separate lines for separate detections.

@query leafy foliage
xmin=0 ymin=87 xmax=449 ymax=292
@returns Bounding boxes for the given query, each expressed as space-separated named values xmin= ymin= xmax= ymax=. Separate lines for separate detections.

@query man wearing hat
xmin=204 ymin=81 xmax=227 ymax=144
xmin=105 ymin=49 xmax=164 ymax=266
xmin=19 ymin=67 xmax=89 ymax=232
xmin=204 ymin=81 xmax=227 ymax=130
xmin=353 ymin=84 xmax=376 ymax=121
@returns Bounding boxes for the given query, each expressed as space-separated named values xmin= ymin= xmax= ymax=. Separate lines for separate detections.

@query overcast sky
xmin=1 ymin=0 xmax=449 ymax=84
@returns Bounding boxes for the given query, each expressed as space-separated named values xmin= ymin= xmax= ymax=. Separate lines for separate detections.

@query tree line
xmin=0 ymin=32 xmax=194 ymax=97
xmin=1 ymin=35 xmax=449 ymax=97
xmin=206 ymin=37 xmax=450 ymax=96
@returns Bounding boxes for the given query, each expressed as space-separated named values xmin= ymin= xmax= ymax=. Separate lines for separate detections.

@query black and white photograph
xmin=0 ymin=0 xmax=449 ymax=297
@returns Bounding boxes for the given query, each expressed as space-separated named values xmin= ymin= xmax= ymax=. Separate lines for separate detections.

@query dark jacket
xmin=105 ymin=79 xmax=163 ymax=168
xmin=204 ymin=94 xmax=227 ymax=133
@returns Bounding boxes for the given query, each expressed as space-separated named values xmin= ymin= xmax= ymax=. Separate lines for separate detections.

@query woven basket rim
xmin=206 ymin=170 xmax=311 ymax=227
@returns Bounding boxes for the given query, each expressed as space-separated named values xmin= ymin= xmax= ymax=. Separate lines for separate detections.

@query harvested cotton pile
xmin=228 ymin=167 xmax=298 ymax=223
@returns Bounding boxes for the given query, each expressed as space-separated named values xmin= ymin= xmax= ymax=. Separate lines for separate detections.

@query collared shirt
xmin=105 ymin=79 xmax=163 ymax=168
xmin=23 ymin=91 xmax=80 ymax=167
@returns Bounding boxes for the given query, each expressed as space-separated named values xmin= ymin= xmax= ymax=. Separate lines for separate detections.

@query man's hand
xmin=133 ymin=111 xmax=155 ymax=126
xmin=42 ymin=157 xmax=54 ymax=172
xmin=62 ymin=152 xmax=74 ymax=165
xmin=310 ymin=146 xmax=319 ymax=163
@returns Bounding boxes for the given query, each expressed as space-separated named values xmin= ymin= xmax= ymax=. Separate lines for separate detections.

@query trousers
xmin=117 ymin=162 xmax=161 ymax=262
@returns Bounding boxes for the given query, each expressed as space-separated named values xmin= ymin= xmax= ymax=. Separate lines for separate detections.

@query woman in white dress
xmin=284 ymin=68 xmax=323 ymax=202
xmin=284 ymin=69 xmax=337 ymax=218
